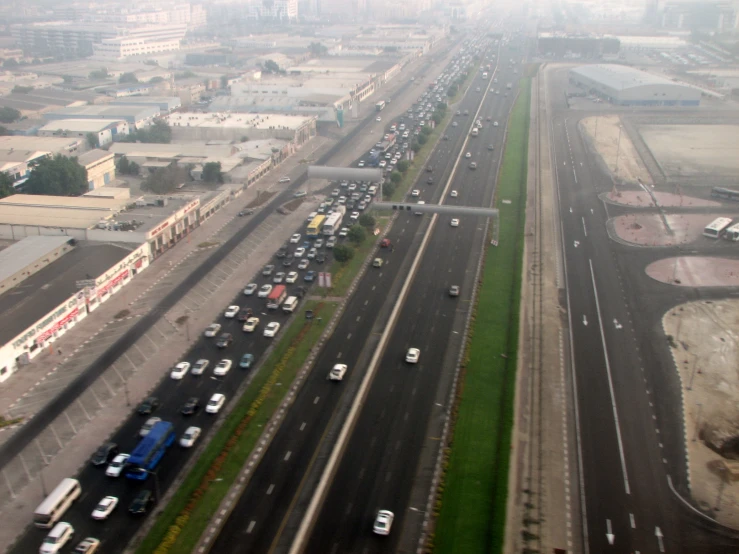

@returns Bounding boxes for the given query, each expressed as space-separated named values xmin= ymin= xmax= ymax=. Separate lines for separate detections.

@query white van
xmin=282 ymin=296 xmax=299 ymax=313
xmin=39 ymin=522 xmax=74 ymax=554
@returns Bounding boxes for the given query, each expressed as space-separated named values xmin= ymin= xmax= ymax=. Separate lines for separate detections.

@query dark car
xmin=237 ymin=308 xmax=252 ymax=322
xmin=304 ymin=271 xmax=316 ymax=282
xmin=240 ymin=353 xmax=255 ymax=369
xmin=216 ymin=333 xmax=233 ymax=348
xmin=295 ymin=286 xmax=307 ymax=299
xmin=276 ymin=248 xmax=287 ymax=259
xmin=91 ymin=442 xmax=119 ymax=466
xmin=316 ymin=253 xmax=326 ymax=264
xmin=427 ymin=177 xmax=433 ymax=184
xmin=282 ymin=256 xmax=294 ymax=267
xmin=181 ymin=397 xmax=200 ymax=416
xmin=129 ymin=490 xmax=155 ymax=515
xmin=137 ymin=396 xmax=159 ymax=416
xmin=238 ymin=209 xmax=254 ymax=217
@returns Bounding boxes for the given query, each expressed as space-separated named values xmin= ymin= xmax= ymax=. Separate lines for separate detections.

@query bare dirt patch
xmin=611 ymin=213 xmax=729 ymax=246
xmin=246 ymin=190 xmax=277 ymax=208
xmin=605 ymin=190 xmax=720 ymax=208
xmin=665 ymin=300 xmax=739 ymax=526
xmin=646 ymin=257 xmax=739 ymax=287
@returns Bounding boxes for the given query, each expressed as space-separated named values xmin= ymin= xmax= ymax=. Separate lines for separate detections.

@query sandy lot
xmin=646 ymin=257 xmax=739 ymax=287
xmin=605 ymin=190 xmax=720 ymax=208
xmin=665 ymin=300 xmax=739 ymax=525
xmin=580 ymin=115 xmax=653 ymax=185
xmin=640 ymin=125 xmax=739 ymax=178
xmin=611 ymin=213 xmax=733 ymax=246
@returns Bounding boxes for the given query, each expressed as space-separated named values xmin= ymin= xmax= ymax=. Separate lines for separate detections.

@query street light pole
xmin=614 ymin=124 xmax=623 ymax=178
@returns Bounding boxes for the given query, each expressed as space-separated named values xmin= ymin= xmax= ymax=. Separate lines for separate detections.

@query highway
xmin=205 ymin=39 xmax=518 ymax=554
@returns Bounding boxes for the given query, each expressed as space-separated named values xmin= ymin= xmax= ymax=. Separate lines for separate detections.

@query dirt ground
xmin=580 ymin=115 xmax=653 ymax=185
xmin=605 ymin=189 xmax=720 ymax=208
xmin=647 ymin=257 xmax=739 ymax=287
xmin=665 ymin=301 xmax=739 ymax=524
xmin=640 ymin=125 xmax=739 ymax=178
xmin=611 ymin=213 xmax=733 ymax=247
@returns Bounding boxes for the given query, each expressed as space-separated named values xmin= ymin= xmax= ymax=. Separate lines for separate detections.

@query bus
xmin=322 ymin=212 xmax=344 ymax=236
xmin=375 ymin=101 xmax=385 ymax=112
xmin=703 ymin=217 xmax=733 ymax=239
xmin=711 ymin=187 xmax=739 ymax=202
xmin=725 ymin=222 xmax=739 ymax=241
xmin=307 ymin=214 xmax=327 ymax=237
xmin=125 ymin=421 xmax=175 ymax=481
xmin=33 ymin=478 xmax=81 ymax=528
xmin=267 ymin=284 xmax=287 ymax=310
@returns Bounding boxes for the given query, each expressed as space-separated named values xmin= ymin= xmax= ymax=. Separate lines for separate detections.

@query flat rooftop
xmin=0 ymin=236 xmax=71 ymax=284
xmin=166 ymin=111 xmax=313 ymax=130
xmin=0 ymin=242 xmax=133 ymax=346
xmin=0 ymin=135 xmax=83 ymax=153
xmin=39 ymin=119 xmax=126 ymax=134
xmin=0 ymin=194 xmax=130 ymax=229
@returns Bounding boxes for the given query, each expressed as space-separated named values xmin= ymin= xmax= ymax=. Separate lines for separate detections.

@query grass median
xmin=136 ymin=299 xmax=337 ymax=554
xmin=432 ymin=76 xmax=531 ymax=554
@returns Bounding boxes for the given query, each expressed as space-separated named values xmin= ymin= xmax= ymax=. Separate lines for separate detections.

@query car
xmin=293 ymin=190 xmax=307 ymax=198
xmin=238 ymin=209 xmax=254 ymax=217
xmin=128 ymin=490 xmax=155 ymax=515
xmin=488 ymin=144 xmax=495 ymax=151
xmin=237 ymin=308 xmax=253 ymax=321
xmin=262 ymin=265 xmax=275 ymax=276
xmin=74 ymin=537 xmax=101 ymax=554
xmin=326 ymin=236 xmax=337 ymax=248
xmin=273 ymin=272 xmax=285 ymax=284
xmin=443 ymin=135 xmax=449 ymax=140
xmin=297 ymin=258 xmax=310 ymax=270
xmin=373 ymin=510 xmax=394 ymax=535
xmin=350 ymin=211 xmax=360 ymax=221
xmin=279 ymin=177 xmax=291 ymax=183
xmin=140 ymin=417 xmax=161 ymax=437
xmin=411 ymin=189 xmax=421 ymax=198
xmin=463 ymin=110 xmax=469 ymax=115
xmin=276 ymin=248 xmax=287 ymax=259
xmin=290 ymin=233 xmax=301 ymax=244
xmin=285 ymin=271 xmax=299 ymax=283
xmin=307 ymin=247 xmax=317 ymax=259
xmin=469 ymin=162 xmax=477 ymax=169
xmin=91 ymin=442 xmax=119 ymax=466
xmin=236 ymin=353 xmax=255 ymax=370
xmin=258 ymin=284 xmax=273 ymax=298
xmin=451 ymin=218 xmax=460 ymax=227
xmin=176 ymin=426 xmax=201 ymax=449
xmin=204 ymin=323 xmax=221 ymax=337
xmin=314 ymin=238 xmax=324 ymax=248
xmin=105 ymin=453 xmax=130 ymax=477
xmin=282 ymin=256 xmax=294 ymax=267
xmin=216 ymin=333 xmax=233 ymax=348
xmin=378 ymin=160 xmax=387 ymax=168
xmin=242 ymin=316 xmax=260 ymax=333
xmin=304 ymin=270 xmax=316 ymax=282
xmin=486 ymin=116 xmax=492 ymax=122
xmin=450 ymin=190 xmax=458 ymax=197
xmin=452 ymin=121 xmax=458 ymax=127
xmin=406 ymin=348 xmax=421 ymax=363
xmin=137 ymin=397 xmax=159 ymax=416
xmin=373 ymin=258 xmax=383 ymax=268
xmin=91 ymin=495 xmax=118 ymax=520
xmin=181 ymin=397 xmax=200 ymax=415
xmin=316 ymin=253 xmax=326 ymax=264
xmin=191 ymin=358 xmax=209 ymax=375
xmin=338 ymin=227 xmax=349 ymax=237
xmin=294 ymin=246 xmax=306 ymax=258
xmin=264 ymin=322 xmax=281 ymax=337
xmin=170 ymin=361 xmax=190 ymax=380
xmin=456 ymin=110 xmax=461 ymax=115
xmin=329 ymin=364 xmax=348 ymax=381
xmin=465 ymin=152 xmax=471 ymax=158
xmin=376 ymin=116 xmax=382 ymax=122
xmin=206 ymin=393 xmax=226 ymax=414
xmin=427 ymin=177 xmax=433 ymax=185
xmin=243 ymin=283 xmax=258 ymax=296
xmin=214 ymin=359 xmax=232 ymax=376
xmin=493 ymin=121 xmax=499 ymax=126
xmin=358 ymin=160 xmax=365 ymax=167
xmin=414 ymin=201 xmax=425 ymax=215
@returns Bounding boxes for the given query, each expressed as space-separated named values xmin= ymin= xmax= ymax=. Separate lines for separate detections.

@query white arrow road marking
xmin=655 ymin=527 xmax=665 ymax=552
xmin=614 ymin=319 xmax=622 ymax=330
xmin=630 ymin=513 xmax=635 ymax=528
xmin=574 ymin=240 xmax=580 ymax=248
xmin=583 ymin=315 xmax=588 ymax=326
xmin=606 ymin=519 xmax=615 ymax=545
xmin=569 ymin=207 xmax=573 ymax=213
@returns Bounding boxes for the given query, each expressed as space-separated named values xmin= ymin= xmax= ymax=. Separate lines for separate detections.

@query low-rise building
xmin=38 ymin=119 xmax=130 ymax=146
xmin=77 ymin=149 xmax=116 ymax=190
xmin=166 ymin=112 xmax=315 ymax=144
xmin=110 ymin=96 xmax=181 ymax=113
xmin=92 ymin=36 xmax=181 ymax=60
xmin=43 ymin=104 xmax=160 ymax=129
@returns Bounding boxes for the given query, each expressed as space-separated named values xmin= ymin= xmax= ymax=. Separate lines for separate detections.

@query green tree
xmin=12 ymin=85 xmax=33 ymax=94
xmin=448 ymin=85 xmax=458 ymax=97
xmin=201 ymin=161 xmax=224 ymax=184
xmin=25 ymin=155 xmax=88 ymax=196
xmin=396 ymin=160 xmax=409 ymax=173
xmin=141 ymin=163 xmax=188 ymax=194
xmin=62 ymin=75 xmax=74 ymax=84
xmin=149 ymin=76 xmax=165 ymax=84
xmin=347 ymin=225 xmax=366 ymax=245
xmin=0 ymin=172 xmax=15 ymax=199
xmin=417 ymin=134 xmax=428 ymax=145
xmin=89 ymin=68 xmax=108 ymax=79
xmin=382 ymin=182 xmax=396 ymax=199
xmin=432 ymin=113 xmax=442 ymax=125
xmin=390 ymin=171 xmax=402 ymax=185
xmin=332 ymin=244 xmax=353 ymax=263
xmin=308 ymin=42 xmax=328 ymax=56
xmin=121 ymin=120 xmax=172 ymax=144
xmin=421 ymin=126 xmax=432 ymax=136
xmin=411 ymin=142 xmax=422 ymax=153
xmin=264 ymin=59 xmax=280 ymax=73
xmin=359 ymin=213 xmax=375 ymax=228
xmin=3 ymin=59 xmax=18 ymax=69
xmin=116 ymin=155 xmax=140 ymax=176
xmin=0 ymin=106 xmax=21 ymax=123
xmin=86 ymin=132 xmax=99 ymax=149
xmin=119 ymin=72 xmax=139 ymax=84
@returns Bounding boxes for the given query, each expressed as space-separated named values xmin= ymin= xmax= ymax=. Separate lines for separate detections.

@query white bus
xmin=725 ymin=222 xmax=739 ymax=241
xmin=33 ymin=478 xmax=81 ymax=528
xmin=322 ymin=212 xmax=344 ymax=236
xmin=703 ymin=217 xmax=733 ymax=238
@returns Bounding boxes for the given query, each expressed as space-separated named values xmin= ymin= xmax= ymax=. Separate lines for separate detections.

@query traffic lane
xmin=307 ymin=211 xmax=487 ymax=553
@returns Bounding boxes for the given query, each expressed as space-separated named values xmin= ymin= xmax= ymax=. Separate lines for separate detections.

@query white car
xmin=170 ymin=361 xmax=190 ymax=380
xmin=465 ymin=152 xmax=471 ymax=158
xmin=376 ymin=116 xmax=382 ymax=122
xmin=373 ymin=510 xmax=394 ymax=535
xmin=327 ymin=236 xmax=337 ymax=248
xmin=307 ymin=248 xmax=317 ymax=259
xmin=242 ymin=317 xmax=259 ymax=332
xmin=285 ymin=271 xmax=299 ymax=283
xmin=191 ymin=359 xmax=209 ymax=375
xmin=450 ymin=190 xmax=458 ymax=197
xmin=204 ymin=323 xmax=221 ymax=337
xmin=273 ymin=272 xmax=285 ymax=284
xmin=243 ymin=283 xmax=258 ymax=296
xmin=331 ymin=188 xmax=340 ymax=196
xmin=140 ymin=417 xmax=161 ymax=437
xmin=206 ymin=393 xmax=226 ymax=414
xmin=450 ymin=219 xmax=460 ymax=227
xmin=406 ymin=348 xmax=421 ymax=363
xmin=290 ymin=233 xmax=301 ymax=244
xmin=214 ymin=359 xmax=232 ymax=376
xmin=91 ymin=496 xmax=118 ymax=520
xmin=298 ymin=259 xmax=310 ymax=270
xmin=338 ymin=227 xmax=349 ymax=237
xmin=105 ymin=454 xmax=130 ymax=478
xmin=493 ymin=121 xmax=499 ymax=127
xmin=180 ymin=426 xmax=201 ymax=448
xmin=224 ymin=305 xmax=239 ymax=318
xmin=411 ymin=189 xmax=420 ymax=197
xmin=294 ymin=247 xmax=306 ymax=258
xmin=258 ymin=284 xmax=273 ymax=298
xmin=329 ymin=364 xmax=348 ymax=381
xmin=350 ymin=211 xmax=360 ymax=221
xmin=279 ymin=177 xmax=291 ymax=183
xmin=264 ymin=322 xmax=281 ymax=337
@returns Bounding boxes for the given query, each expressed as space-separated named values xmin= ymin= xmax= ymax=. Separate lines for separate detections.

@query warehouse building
xmin=569 ymin=64 xmax=701 ymax=106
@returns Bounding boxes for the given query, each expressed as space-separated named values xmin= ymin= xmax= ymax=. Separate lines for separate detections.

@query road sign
xmin=75 ymin=279 xmax=96 ymax=288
